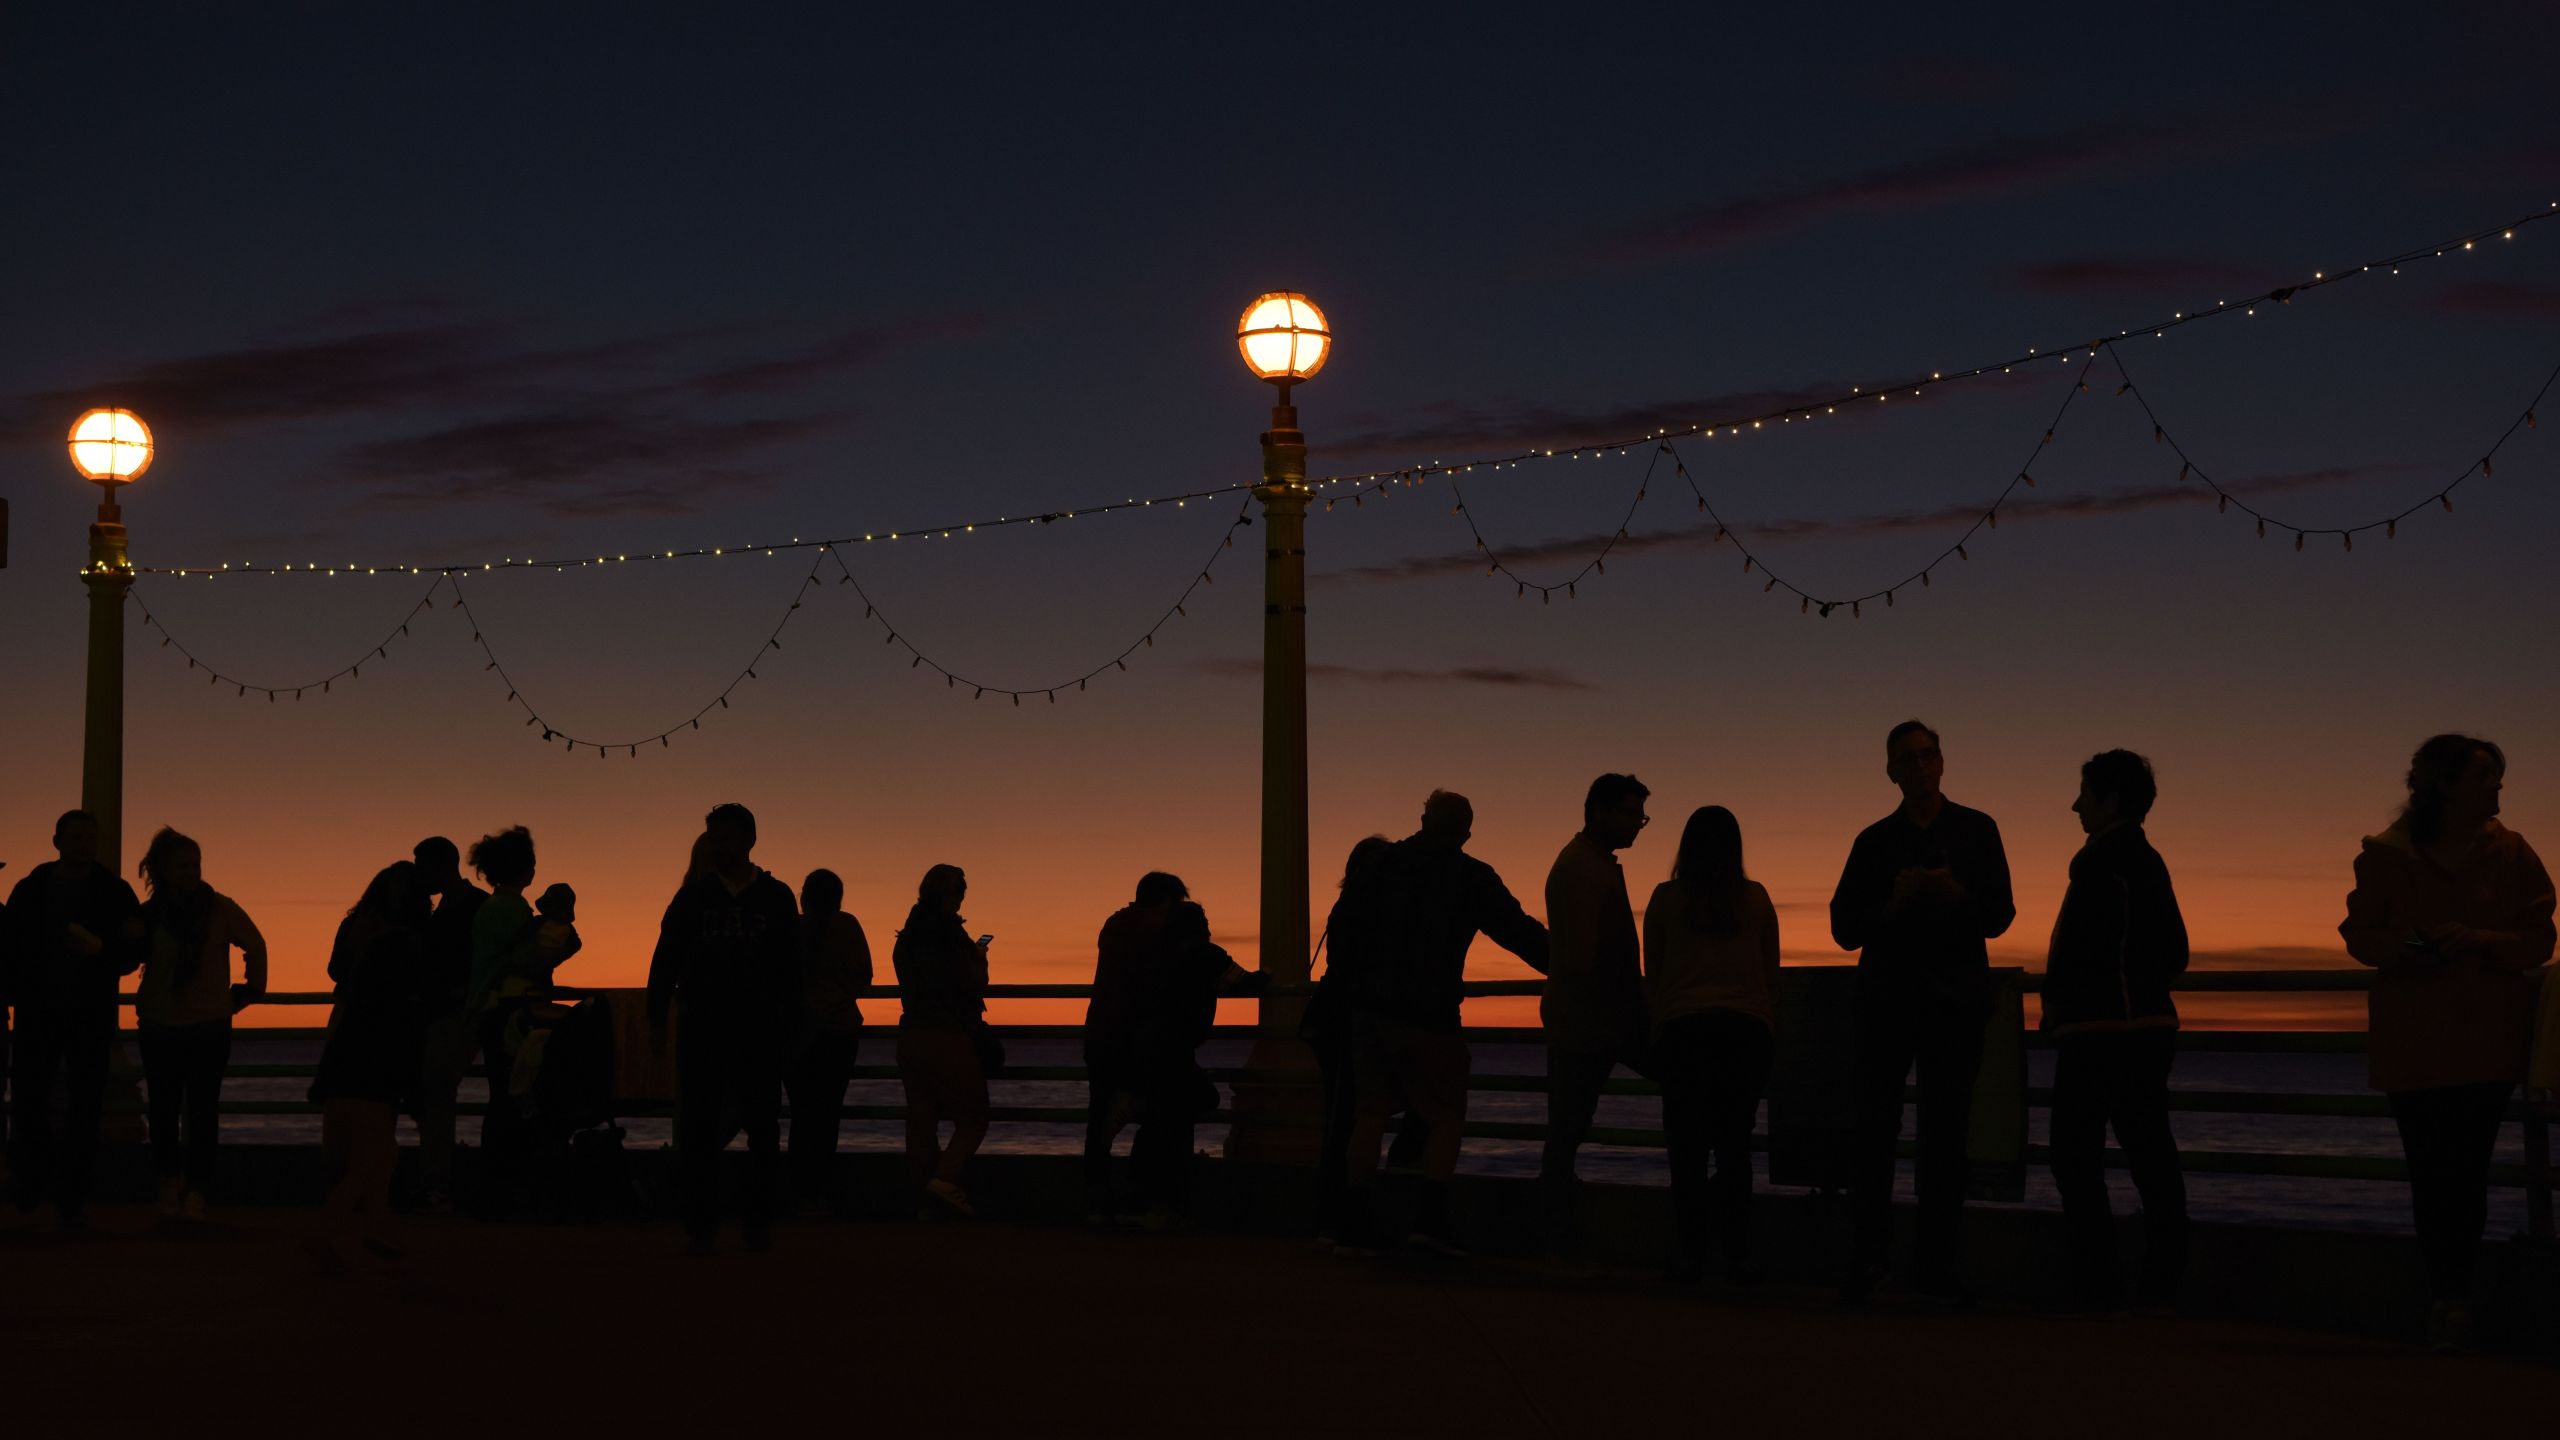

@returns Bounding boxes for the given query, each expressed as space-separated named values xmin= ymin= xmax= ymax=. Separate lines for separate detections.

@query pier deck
xmin=6 ymin=1203 xmax=2547 ymax=1437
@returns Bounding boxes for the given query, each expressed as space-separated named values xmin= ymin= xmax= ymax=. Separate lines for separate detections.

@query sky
xmin=3 ymin=3 xmax=2555 ymax=1027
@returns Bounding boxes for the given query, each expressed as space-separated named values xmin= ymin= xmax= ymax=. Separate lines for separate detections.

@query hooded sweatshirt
xmin=2340 ymin=819 xmax=2555 ymax=1092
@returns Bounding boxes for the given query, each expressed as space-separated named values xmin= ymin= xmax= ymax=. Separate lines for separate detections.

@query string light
xmin=140 ymin=203 xmax=2560 ymax=582
xmin=2108 ymin=347 xmax=2558 ymax=551
xmin=134 ymin=580 xmax=444 ymax=702
xmin=1449 ymin=447 xmax=1662 ymax=600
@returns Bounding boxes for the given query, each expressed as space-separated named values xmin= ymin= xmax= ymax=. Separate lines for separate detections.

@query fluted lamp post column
xmin=69 ymin=408 xmax=150 ymax=875
xmin=1225 ymin=292 xmax=1329 ymax=1164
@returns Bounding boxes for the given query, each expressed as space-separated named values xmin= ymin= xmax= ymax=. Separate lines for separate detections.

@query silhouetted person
xmin=1307 ymin=835 xmax=1395 ymax=1241
xmin=649 ymin=804 xmax=799 ymax=1255
xmin=1084 ymin=874 xmax=1262 ymax=1227
xmin=463 ymin=825 xmax=541 ymax=1207
xmin=2043 ymin=750 xmax=2191 ymax=1313
xmin=2341 ymin=734 xmax=2555 ymax=1352
xmin=133 ymin=827 xmax=267 ymax=1220
xmin=1540 ymin=773 xmax=1652 ymax=1258
xmin=785 ymin=867 xmax=871 ymax=1214
xmin=1645 ymin=806 xmax=1779 ymax=1285
xmin=311 ymin=861 xmax=431 ymax=1273
xmin=1338 ymin=791 xmax=1547 ymax=1258
xmin=4 ymin=811 xmax=142 ymax=1228
xmin=1831 ymin=720 xmax=2015 ymax=1306
xmin=409 ymin=836 xmax=487 ymax=1212
xmin=893 ymin=863 xmax=992 ymax=1220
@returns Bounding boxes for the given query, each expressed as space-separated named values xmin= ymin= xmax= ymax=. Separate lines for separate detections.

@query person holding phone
xmin=2342 ymin=734 xmax=2555 ymax=1352
xmin=1828 ymin=720 xmax=2015 ymax=1306
xmin=894 ymin=864 xmax=992 ymax=1219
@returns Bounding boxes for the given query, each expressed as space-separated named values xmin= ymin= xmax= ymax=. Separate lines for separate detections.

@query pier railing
xmin=112 ymin=968 xmax=2555 ymax=1233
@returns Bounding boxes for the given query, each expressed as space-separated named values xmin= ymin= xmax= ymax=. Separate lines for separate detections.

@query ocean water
xmin=195 ymin=1034 xmax=2534 ymax=1238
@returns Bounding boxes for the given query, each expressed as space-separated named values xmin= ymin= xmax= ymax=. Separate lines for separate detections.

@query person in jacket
xmin=1829 ymin=720 xmax=2015 ymax=1306
xmin=4 ymin=810 xmax=143 ymax=1228
xmin=1083 ymin=874 xmax=1262 ymax=1227
xmin=648 ymin=804 xmax=800 ymax=1254
xmin=2042 ymin=750 xmax=2191 ymax=1312
xmin=785 ymin=867 xmax=871 ymax=1214
xmin=1644 ymin=806 xmax=1779 ymax=1285
xmin=409 ymin=836 xmax=487 ymax=1213
xmin=1338 ymin=791 xmax=1548 ymax=1258
xmin=893 ymin=863 xmax=992 ymax=1219
xmin=2341 ymin=734 xmax=2555 ymax=1352
xmin=1540 ymin=774 xmax=1650 ymax=1258
xmin=311 ymin=861 xmax=431 ymax=1272
xmin=133 ymin=827 xmax=267 ymax=1220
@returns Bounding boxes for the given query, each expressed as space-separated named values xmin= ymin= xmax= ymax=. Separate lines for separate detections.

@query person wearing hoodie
xmin=3 ymin=810 xmax=144 ymax=1229
xmin=2341 ymin=734 xmax=2555 ymax=1352
xmin=2041 ymin=750 xmax=2190 ymax=1313
xmin=648 ymin=803 xmax=800 ymax=1255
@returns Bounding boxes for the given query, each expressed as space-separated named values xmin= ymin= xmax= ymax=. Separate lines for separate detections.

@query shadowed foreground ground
xmin=4 ymin=1206 xmax=2549 ymax=1437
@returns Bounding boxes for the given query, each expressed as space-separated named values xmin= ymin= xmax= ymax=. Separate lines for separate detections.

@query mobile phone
xmin=977 ymin=933 xmax=994 ymax=948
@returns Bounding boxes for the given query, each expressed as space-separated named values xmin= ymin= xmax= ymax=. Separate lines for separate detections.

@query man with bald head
xmin=1333 ymin=789 xmax=1547 ymax=1257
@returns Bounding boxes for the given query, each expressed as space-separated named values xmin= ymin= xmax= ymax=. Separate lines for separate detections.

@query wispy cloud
xmin=1193 ymin=657 xmax=1594 ymax=690
xmin=1324 ymin=370 xmax=2040 ymax=463
xmin=2013 ymin=256 xmax=2276 ymax=298
xmin=12 ymin=309 xmax=982 ymax=516
xmin=2430 ymin=280 xmax=2560 ymax=319
xmin=1324 ymin=464 xmax=2419 ymax=583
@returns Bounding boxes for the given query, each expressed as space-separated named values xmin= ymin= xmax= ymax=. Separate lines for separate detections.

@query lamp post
xmin=1226 ymin=292 xmax=1329 ymax=1163
xmin=69 ymin=408 xmax=150 ymax=874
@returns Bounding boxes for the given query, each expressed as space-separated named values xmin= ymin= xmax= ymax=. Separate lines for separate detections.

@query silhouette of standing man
xmin=649 ymin=803 xmax=799 ymax=1255
xmin=1540 ymin=773 xmax=1653 ymax=1257
xmin=1830 ymin=720 xmax=2014 ymax=1305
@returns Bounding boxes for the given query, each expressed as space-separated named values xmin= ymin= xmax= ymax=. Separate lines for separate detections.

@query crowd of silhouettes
xmin=0 ymin=726 xmax=2547 ymax=1349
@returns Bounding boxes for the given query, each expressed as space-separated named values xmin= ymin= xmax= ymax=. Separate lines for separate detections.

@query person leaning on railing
xmin=2040 ymin=750 xmax=2190 ymax=1316
xmin=133 ymin=826 xmax=267 ymax=1222
xmin=2340 ymin=733 xmax=2557 ymax=1354
xmin=311 ymin=861 xmax=432 ymax=1274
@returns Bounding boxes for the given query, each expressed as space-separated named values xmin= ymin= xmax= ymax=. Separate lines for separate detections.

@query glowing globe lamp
xmin=69 ymin=408 xmax=153 ymax=484
xmin=1236 ymin=292 xmax=1330 ymax=385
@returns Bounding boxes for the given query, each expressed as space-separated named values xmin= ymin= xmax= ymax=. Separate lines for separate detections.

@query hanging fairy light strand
xmin=134 ymin=202 xmax=2560 ymax=581
xmin=825 ymin=495 xmax=1255 ymax=705
xmin=1446 ymin=445 xmax=1666 ymax=603
xmin=1670 ymin=364 xmax=2091 ymax=618
xmin=133 ymin=578 xmax=448 ymax=700
xmin=2108 ymin=347 xmax=2560 ymax=550
xmin=449 ymin=552 xmax=829 ymax=756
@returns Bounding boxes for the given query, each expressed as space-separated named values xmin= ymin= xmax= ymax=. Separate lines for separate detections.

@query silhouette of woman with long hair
xmin=1307 ymin=835 xmax=1395 ymax=1241
xmin=1644 ymin=805 xmax=1779 ymax=1284
xmin=134 ymin=826 xmax=266 ymax=1220
xmin=311 ymin=861 xmax=431 ymax=1272
xmin=785 ymin=867 xmax=872 ymax=1215
xmin=893 ymin=864 xmax=991 ymax=1219
xmin=2342 ymin=734 xmax=2555 ymax=1351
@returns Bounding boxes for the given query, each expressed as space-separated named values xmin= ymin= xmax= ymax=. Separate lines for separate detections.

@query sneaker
xmin=179 ymin=1189 xmax=207 ymax=1222
xmin=1330 ymin=1238 xmax=1384 ymax=1260
xmin=1915 ymin=1274 xmax=1978 ymax=1310
xmin=156 ymin=1178 xmax=184 ymax=1220
xmin=923 ymin=1178 xmax=977 ymax=1220
xmin=417 ymin=1188 xmax=456 ymax=1216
